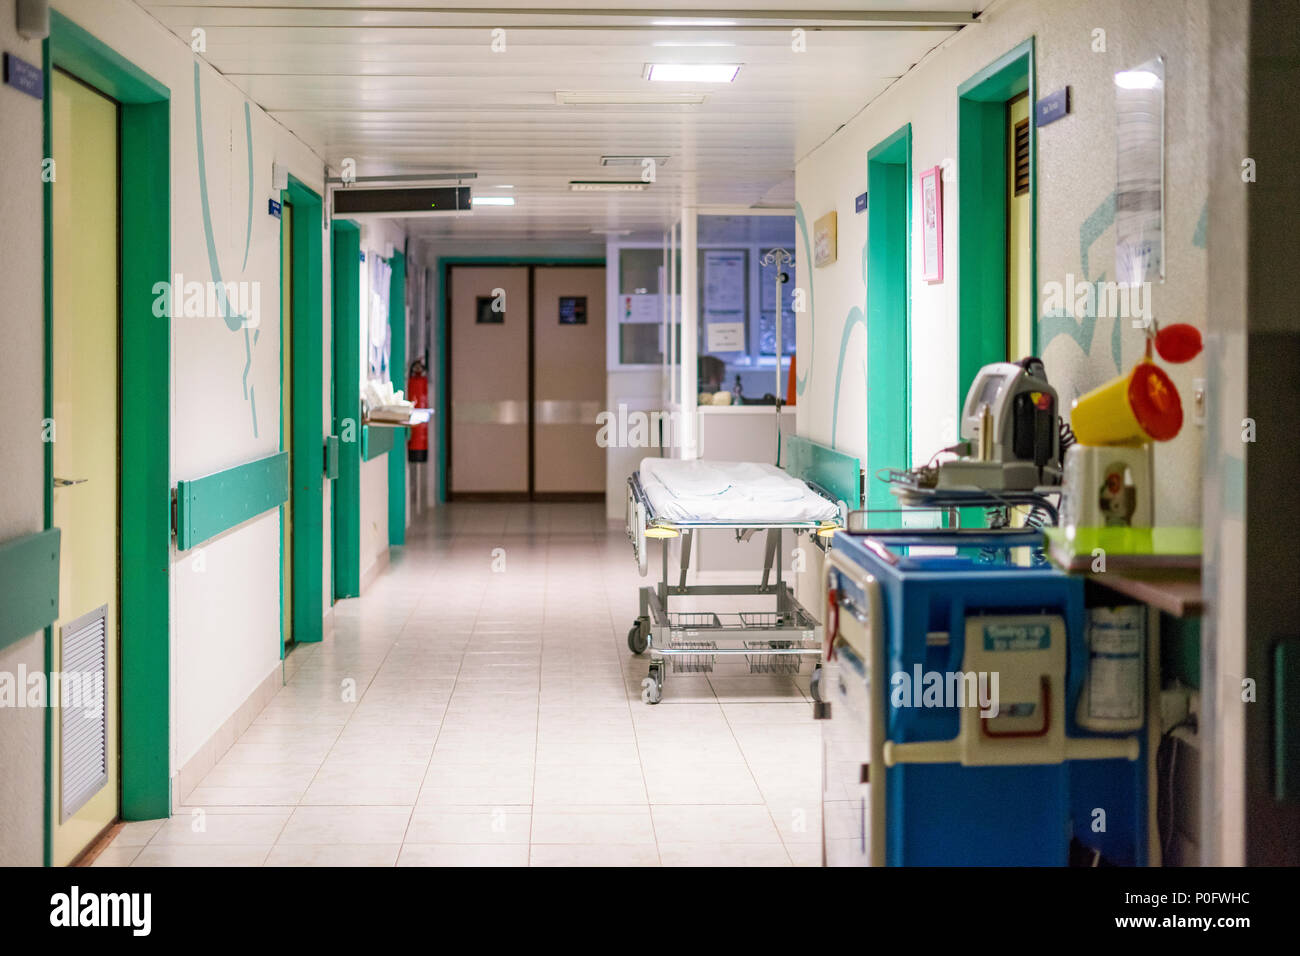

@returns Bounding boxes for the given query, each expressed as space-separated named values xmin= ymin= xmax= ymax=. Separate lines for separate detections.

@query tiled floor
xmin=96 ymin=503 xmax=822 ymax=867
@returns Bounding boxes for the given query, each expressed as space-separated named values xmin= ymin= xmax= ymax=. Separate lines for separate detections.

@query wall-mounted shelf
xmin=1085 ymin=569 xmax=1203 ymax=619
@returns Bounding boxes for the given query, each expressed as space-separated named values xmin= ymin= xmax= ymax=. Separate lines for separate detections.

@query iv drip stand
xmin=761 ymin=247 xmax=794 ymax=464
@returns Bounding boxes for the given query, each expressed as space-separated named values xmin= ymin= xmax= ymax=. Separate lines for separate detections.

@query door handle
xmin=53 ymin=477 xmax=88 ymax=487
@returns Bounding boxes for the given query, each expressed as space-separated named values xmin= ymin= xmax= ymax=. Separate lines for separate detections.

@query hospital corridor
xmin=96 ymin=502 xmax=823 ymax=868
xmin=1 ymin=0 xmax=1299 ymax=930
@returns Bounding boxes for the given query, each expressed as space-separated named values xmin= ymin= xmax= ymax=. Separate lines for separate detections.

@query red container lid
xmin=1128 ymin=361 xmax=1183 ymax=441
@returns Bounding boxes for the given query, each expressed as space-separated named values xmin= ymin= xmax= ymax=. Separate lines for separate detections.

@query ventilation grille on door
xmin=1013 ymin=118 xmax=1030 ymax=196
xmin=60 ymin=604 xmax=108 ymax=822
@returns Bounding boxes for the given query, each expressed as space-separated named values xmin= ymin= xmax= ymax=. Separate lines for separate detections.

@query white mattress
xmin=638 ymin=458 xmax=838 ymax=524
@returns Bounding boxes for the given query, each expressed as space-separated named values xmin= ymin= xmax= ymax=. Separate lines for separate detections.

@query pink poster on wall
xmin=920 ymin=166 xmax=944 ymax=282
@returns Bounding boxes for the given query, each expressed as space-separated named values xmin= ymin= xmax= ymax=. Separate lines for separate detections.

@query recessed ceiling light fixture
xmin=645 ymin=63 xmax=742 ymax=83
xmin=471 ymin=196 xmax=515 ymax=206
xmin=601 ymin=155 xmax=669 ymax=167
xmin=556 ymin=90 xmax=707 ymax=105
xmin=569 ymin=181 xmax=648 ymax=192
xmin=651 ymin=41 xmax=736 ymax=48
xmin=493 ymin=184 xmax=515 ymax=189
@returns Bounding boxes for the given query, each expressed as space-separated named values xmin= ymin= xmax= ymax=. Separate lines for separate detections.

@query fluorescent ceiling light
xmin=493 ymin=184 xmax=515 ymax=189
xmin=601 ymin=155 xmax=669 ymax=167
xmin=651 ymin=19 xmax=736 ymax=27
xmin=556 ymin=90 xmax=707 ymax=105
xmin=570 ymin=181 xmax=648 ymax=192
xmin=645 ymin=63 xmax=741 ymax=83
xmin=1114 ymin=69 xmax=1160 ymax=90
xmin=591 ymin=228 xmax=633 ymax=236
xmin=471 ymin=196 xmax=515 ymax=206
xmin=652 ymin=41 xmax=735 ymax=48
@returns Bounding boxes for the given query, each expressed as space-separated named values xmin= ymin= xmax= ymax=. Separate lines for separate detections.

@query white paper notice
xmin=704 ymin=250 xmax=746 ymax=314
xmin=706 ymin=321 xmax=745 ymax=352
xmin=621 ymin=293 xmax=660 ymax=323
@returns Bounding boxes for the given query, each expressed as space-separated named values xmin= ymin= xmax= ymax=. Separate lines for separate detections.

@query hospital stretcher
xmin=624 ymin=459 xmax=840 ymax=704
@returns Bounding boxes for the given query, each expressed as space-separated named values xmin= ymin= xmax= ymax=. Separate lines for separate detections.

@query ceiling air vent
xmin=569 ymin=181 xmax=648 ymax=192
xmin=556 ymin=91 xmax=707 ymax=106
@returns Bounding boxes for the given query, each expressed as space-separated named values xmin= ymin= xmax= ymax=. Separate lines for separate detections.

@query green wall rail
xmin=174 ymin=452 xmax=289 ymax=551
xmin=783 ymin=435 xmax=863 ymax=511
xmin=363 ymin=423 xmax=398 ymax=461
xmin=0 ymin=529 xmax=61 ymax=652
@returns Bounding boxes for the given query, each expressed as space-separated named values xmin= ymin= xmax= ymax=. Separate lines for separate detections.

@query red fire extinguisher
xmin=407 ymin=358 xmax=429 ymax=463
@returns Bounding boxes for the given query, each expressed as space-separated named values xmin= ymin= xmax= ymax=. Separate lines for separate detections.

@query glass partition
xmin=695 ymin=214 xmax=796 ymax=403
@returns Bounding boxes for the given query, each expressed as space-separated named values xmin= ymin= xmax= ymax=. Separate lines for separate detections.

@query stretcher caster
xmin=627 ymin=617 xmax=649 ymax=655
xmin=641 ymin=663 xmax=664 ymax=704
xmin=809 ymin=662 xmax=824 ymax=703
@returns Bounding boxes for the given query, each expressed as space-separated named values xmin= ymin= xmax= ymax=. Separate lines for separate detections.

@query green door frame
xmin=43 ymin=10 xmax=172 ymax=862
xmin=281 ymin=177 xmax=325 ymax=649
xmin=387 ymin=249 xmax=407 ymax=545
xmin=866 ymin=124 xmax=913 ymax=515
xmin=436 ymin=256 xmax=605 ymax=503
xmin=331 ymin=220 xmax=362 ymax=597
xmin=957 ymin=37 xmax=1037 ymax=406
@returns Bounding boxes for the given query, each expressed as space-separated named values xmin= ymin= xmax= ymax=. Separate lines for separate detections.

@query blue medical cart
xmin=820 ymin=528 xmax=1149 ymax=866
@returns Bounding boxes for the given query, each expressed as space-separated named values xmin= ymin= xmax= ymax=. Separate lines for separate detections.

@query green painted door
xmin=281 ymin=199 xmax=294 ymax=651
xmin=866 ymin=126 xmax=912 ymax=519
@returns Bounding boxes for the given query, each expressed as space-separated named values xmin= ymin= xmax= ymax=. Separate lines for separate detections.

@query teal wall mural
xmin=193 ymin=61 xmax=259 ymax=437
xmin=1039 ymin=193 xmax=1210 ymax=376
xmin=1039 ymin=191 xmax=1120 ymax=372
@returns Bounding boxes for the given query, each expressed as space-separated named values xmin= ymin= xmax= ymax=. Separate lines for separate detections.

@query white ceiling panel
xmin=138 ymin=2 xmax=978 ymax=240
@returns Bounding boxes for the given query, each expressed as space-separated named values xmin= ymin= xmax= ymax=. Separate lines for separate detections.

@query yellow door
xmin=1006 ymin=92 xmax=1033 ymax=362
xmin=281 ymin=201 xmax=294 ymax=649
xmin=50 ymin=69 xmax=121 ymax=866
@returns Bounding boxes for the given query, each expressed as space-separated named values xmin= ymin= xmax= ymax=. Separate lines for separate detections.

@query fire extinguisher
xmin=407 ymin=358 xmax=429 ymax=463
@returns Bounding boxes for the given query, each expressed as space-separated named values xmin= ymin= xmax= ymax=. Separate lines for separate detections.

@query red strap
xmin=825 ymin=588 xmax=840 ymax=661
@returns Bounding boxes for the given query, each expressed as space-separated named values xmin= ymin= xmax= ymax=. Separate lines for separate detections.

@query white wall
xmin=0 ymin=1 xmax=49 ymax=868
xmin=0 ymin=0 xmax=407 ymax=862
xmin=794 ymin=0 xmax=1210 ymax=527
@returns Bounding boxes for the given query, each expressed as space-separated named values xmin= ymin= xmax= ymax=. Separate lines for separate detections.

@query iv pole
xmin=760 ymin=247 xmax=794 ymax=464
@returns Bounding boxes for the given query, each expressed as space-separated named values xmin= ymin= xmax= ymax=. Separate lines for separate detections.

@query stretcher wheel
xmin=642 ymin=663 xmax=664 ymax=704
xmin=809 ymin=663 xmax=824 ymax=703
xmin=641 ymin=676 xmax=662 ymax=704
xmin=627 ymin=617 xmax=649 ymax=655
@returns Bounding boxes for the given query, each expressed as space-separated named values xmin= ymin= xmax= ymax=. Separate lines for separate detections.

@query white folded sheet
xmin=639 ymin=458 xmax=838 ymax=523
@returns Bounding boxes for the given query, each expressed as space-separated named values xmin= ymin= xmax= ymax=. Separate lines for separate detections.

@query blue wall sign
xmin=855 ymin=192 xmax=868 ymax=214
xmin=3 ymin=53 xmax=43 ymax=100
xmin=268 ymin=198 xmax=282 ymax=219
xmin=1036 ymin=87 xmax=1070 ymax=127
